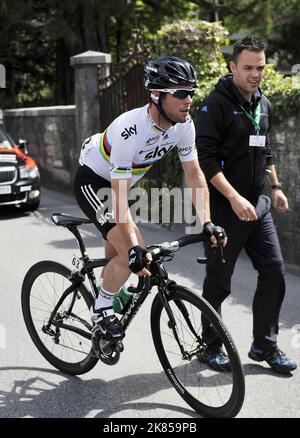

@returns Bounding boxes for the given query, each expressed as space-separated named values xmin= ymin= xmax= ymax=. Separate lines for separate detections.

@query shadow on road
xmin=242 ymin=363 xmax=295 ymax=378
xmin=0 ymin=366 xmax=199 ymax=419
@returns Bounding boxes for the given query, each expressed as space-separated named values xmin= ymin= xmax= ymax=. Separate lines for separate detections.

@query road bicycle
xmin=21 ymin=213 xmax=245 ymax=418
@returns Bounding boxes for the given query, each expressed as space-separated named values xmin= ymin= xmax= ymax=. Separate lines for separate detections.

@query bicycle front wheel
xmin=151 ymin=285 xmax=245 ymax=418
xmin=22 ymin=261 xmax=98 ymax=375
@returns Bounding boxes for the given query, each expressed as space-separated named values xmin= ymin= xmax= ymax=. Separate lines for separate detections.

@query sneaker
xmin=248 ymin=343 xmax=297 ymax=374
xmin=90 ymin=304 xmax=124 ymax=339
xmin=197 ymin=347 xmax=232 ymax=372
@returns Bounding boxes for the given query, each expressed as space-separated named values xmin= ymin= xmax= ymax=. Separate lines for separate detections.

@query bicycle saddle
xmin=52 ymin=212 xmax=92 ymax=227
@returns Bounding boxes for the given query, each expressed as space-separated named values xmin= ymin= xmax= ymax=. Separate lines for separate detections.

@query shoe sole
xmin=248 ymin=351 xmax=264 ymax=362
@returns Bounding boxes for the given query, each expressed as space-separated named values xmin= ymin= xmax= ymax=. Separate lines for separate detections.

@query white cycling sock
xmin=94 ymin=286 xmax=116 ymax=310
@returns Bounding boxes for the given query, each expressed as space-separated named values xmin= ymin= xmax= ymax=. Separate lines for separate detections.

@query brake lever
xmin=218 ymin=243 xmax=226 ymax=264
xmin=197 ymin=230 xmax=226 ymax=265
xmin=197 ymin=245 xmax=225 ymax=264
xmin=216 ymin=231 xmax=226 ymax=264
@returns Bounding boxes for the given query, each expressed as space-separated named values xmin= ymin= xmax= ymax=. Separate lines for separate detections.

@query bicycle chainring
xmin=91 ymin=326 xmax=123 ymax=365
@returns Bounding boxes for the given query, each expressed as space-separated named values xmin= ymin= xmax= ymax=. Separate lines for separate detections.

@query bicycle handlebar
xmin=148 ymin=228 xmax=226 ymax=258
xmin=148 ymin=232 xmax=207 ymax=258
xmin=129 ymin=230 xmax=226 ymax=294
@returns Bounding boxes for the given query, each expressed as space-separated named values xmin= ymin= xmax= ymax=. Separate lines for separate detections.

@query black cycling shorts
xmin=74 ymin=165 xmax=116 ymax=240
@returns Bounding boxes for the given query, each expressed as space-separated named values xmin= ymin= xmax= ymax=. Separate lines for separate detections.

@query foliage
xmin=267 ymin=0 xmax=300 ymax=69
xmin=0 ymin=0 xmax=55 ymax=107
xmin=153 ymin=18 xmax=300 ymax=121
xmin=0 ymin=0 xmax=200 ymax=107
xmin=154 ymin=19 xmax=229 ymax=117
xmin=261 ymin=64 xmax=300 ymax=122
xmin=149 ymin=19 xmax=300 ymax=190
xmin=1 ymin=0 xmax=300 ymax=108
xmin=148 ymin=19 xmax=228 ymax=189
xmin=222 ymin=0 xmax=300 ymax=69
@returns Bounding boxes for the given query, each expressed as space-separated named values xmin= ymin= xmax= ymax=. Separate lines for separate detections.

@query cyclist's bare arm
xmin=182 ymin=159 xmax=227 ymax=246
xmin=111 ymin=178 xmax=151 ymax=276
xmin=182 ymin=159 xmax=211 ymax=223
xmin=111 ymin=178 xmax=138 ymax=248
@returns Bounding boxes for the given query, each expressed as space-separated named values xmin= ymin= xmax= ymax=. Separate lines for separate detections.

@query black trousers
xmin=203 ymin=198 xmax=285 ymax=352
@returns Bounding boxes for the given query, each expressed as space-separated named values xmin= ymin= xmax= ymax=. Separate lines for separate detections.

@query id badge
xmin=249 ymin=135 xmax=266 ymax=147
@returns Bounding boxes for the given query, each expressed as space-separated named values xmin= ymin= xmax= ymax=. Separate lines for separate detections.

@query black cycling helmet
xmin=144 ymin=56 xmax=197 ymax=89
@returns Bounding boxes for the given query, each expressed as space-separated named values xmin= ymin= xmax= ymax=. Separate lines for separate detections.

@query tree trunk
xmin=54 ymin=39 xmax=74 ymax=105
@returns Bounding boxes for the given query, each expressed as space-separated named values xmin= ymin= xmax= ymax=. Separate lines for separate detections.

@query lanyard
xmin=239 ymin=103 xmax=261 ymax=134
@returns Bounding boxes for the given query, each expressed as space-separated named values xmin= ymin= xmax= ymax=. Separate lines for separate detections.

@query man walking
xmin=196 ymin=36 xmax=297 ymax=374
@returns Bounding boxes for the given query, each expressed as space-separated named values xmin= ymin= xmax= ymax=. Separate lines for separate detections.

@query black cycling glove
xmin=203 ymin=221 xmax=227 ymax=240
xmin=128 ymin=245 xmax=149 ymax=273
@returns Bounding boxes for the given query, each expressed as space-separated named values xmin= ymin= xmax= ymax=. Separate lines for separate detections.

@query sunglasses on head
xmin=152 ymin=88 xmax=195 ymax=99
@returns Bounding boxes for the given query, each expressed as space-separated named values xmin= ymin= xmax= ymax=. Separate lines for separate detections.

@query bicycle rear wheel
xmin=22 ymin=261 xmax=98 ymax=375
xmin=151 ymin=285 xmax=245 ymax=418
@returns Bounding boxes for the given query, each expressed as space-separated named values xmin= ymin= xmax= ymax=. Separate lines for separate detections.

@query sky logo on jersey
xmin=233 ymin=111 xmax=244 ymax=115
xmin=201 ymin=105 xmax=208 ymax=112
xmin=144 ymin=144 xmax=173 ymax=160
xmin=121 ymin=124 xmax=137 ymax=140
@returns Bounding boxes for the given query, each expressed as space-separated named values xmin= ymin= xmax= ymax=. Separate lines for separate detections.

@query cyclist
xmin=74 ymin=56 xmax=225 ymax=340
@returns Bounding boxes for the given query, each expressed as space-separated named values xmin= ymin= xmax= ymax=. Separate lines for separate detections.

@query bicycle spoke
xmin=22 ymin=262 xmax=97 ymax=374
xmin=152 ymin=287 xmax=244 ymax=417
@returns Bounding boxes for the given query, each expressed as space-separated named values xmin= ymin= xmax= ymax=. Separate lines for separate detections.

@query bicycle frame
xmin=44 ymin=241 xmax=201 ymax=362
xmin=24 ymin=214 xmax=245 ymax=418
xmin=45 ymin=220 xmax=212 ymax=358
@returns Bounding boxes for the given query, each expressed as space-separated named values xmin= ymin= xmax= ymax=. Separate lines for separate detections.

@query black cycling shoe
xmin=90 ymin=305 xmax=124 ymax=339
xmin=197 ymin=347 xmax=232 ymax=372
xmin=248 ymin=343 xmax=297 ymax=374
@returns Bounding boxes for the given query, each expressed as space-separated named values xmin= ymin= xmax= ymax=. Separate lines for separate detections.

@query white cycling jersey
xmin=79 ymin=104 xmax=197 ymax=186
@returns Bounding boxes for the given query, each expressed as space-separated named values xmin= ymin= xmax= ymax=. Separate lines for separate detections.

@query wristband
xmin=271 ymin=183 xmax=283 ymax=190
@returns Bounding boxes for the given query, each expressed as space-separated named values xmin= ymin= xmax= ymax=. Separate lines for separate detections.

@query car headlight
xmin=20 ymin=166 xmax=40 ymax=179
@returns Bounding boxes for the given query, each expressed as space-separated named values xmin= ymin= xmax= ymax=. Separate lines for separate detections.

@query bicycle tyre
xmin=151 ymin=284 xmax=245 ymax=418
xmin=22 ymin=261 xmax=98 ymax=375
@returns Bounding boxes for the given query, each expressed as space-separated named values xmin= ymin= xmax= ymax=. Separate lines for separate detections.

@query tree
xmin=267 ymin=0 xmax=300 ymax=69
xmin=0 ymin=0 xmax=55 ymax=107
xmin=0 ymin=0 xmax=199 ymax=107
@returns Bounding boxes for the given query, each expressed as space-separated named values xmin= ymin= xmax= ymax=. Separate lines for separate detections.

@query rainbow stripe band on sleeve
xmin=132 ymin=162 xmax=153 ymax=175
xmin=100 ymin=130 xmax=154 ymax=177
xmin=99 ymin=130 xmax=111 ymax=161
xmin=112 ymin=162 xmax=154 ymax=176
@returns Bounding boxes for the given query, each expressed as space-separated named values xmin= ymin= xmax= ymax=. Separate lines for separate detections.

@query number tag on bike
xmin=72 ymin=255 xmax=84 ymax=271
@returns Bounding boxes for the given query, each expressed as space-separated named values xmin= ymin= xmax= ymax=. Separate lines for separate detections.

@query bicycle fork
xmin=160 ymin=285 xmax=205 ymax=361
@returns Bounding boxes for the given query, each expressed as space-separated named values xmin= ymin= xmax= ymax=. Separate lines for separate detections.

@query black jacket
xmin=196 ymin=74 xmax=273 ymax=204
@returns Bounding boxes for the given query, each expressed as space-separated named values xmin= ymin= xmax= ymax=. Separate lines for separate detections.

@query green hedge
xmin=150 ymin=19 xmax=300 ymax=190
xmin=154 ymin=19 xmax=300 ymax=122
xmin=261 ymin=64 xmax=300 ymax=122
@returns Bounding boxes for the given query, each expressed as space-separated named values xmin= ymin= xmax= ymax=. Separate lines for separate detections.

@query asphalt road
xmin=0 ymin=188 xmax=299 ymax=419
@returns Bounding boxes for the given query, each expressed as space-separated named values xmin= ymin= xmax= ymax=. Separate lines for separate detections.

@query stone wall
xmin=4 ymin=106 xmax=77 ymax=192
xmin=269 ymin=114 xmax=300 ymax=268
xmin=3 ymin=107 xmax=300 ymax=267
xmin=2 ymin=47 xmax=299 ymax=267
